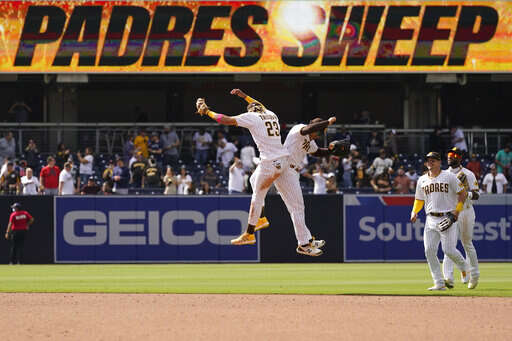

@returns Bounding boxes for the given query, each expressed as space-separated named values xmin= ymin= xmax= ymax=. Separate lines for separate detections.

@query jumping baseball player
xmin=443 ymin=147 xmax=480 ymax=289
xmin=410 ymin=151 xmax=469 ymax=291
xmin=195 ymin=90 xmax=329 ymax=256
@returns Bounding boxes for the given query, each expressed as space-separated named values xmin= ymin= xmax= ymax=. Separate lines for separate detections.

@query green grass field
xmin=0 ymin=263 xmax=511 ymax=296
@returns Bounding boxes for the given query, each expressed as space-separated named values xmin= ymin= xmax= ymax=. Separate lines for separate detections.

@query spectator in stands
xmin=112 ymin=158 xmax=130 ymax=194
xmin=142 ymin=158 xmax=161 ymax=189
xmin=0 ymin=132 xmax=16 ymax=165
xmin=24 ymin=139 xmax=39 ymax=171
xmin=80 ymin=176 xmax=101 ymax=195
xmin=0 ymin=161 xmax=20 ymax=195
xmin=77 ymin=147 xmax=93 ymax=185
xmin=482 ymin=164 xmax=508 ymax=194
xmin=200 ymin=164 xmax=219 ymax=194
xmin=336 ymin=126 xmax=353 ymax=145
xmin=123 ymin=134 xmax=135 ymax=164
xmin=177 ymin=166 xmax=192 ymax=194
xmin=101 ymin=182 xmax=114 ymax=195
xmin=371 ymin=170 xmax=392 ymax=193
xmin=217 ymin=138 xmax=237 ymax=168
xmin=384 ymin=129 xmax=398 ymax=156
xmin=161 ymin=125 xmax=180 ymax=169
xmin=341 ymin=152 xmax=353 ymax=188
xmin=193 ymin=128 xmax=212 ymax=165
xmin=368 ymin=148 xmax=393 ymax=177
xmin=303 ymin=164 xmax=328 ymax=194
xmin=130 ymin=152 xmax=147 ymax=188
xmin=495 ymin=144 xmax=512 ymax=178
xmin=20 ymin=168 xmax=39 ymax=195
xmin=405 ymin=166 xmax=419 ymax=189
xmin=392 ymin=167 xmax=412 ymax=194
xmin=58 ymin=162 xmax=75 ymax=195
xmin=359 ymin=109 xmax=373 ymax=125
xmin=466 ymin=153 xmax=483 ymax=180
xmin=39 ymin=156 xmax=60 ymax=195
xmin=134 ymin=129 xmax=149 ymax=158
xmin=450 ymin=126 xmax=468 ymax=152
xmin=326 ymin=172 xmax=337 ymax=194
xmin=148 ymin=132 xmax=163 ymax=168
xmin=355 ymin=156 xmax=371 ymax=188
xmin=16 ymin=159 xmax=27 ymax=178
xmin=366 ymin=130 xmax=382 ymax=160
xmin=102 ymin=160 xmax=114 ymax=190
xmin=163 ymin=166 xmax=177 ymax=195
xmin=55 ymin=143 xmax=70 ymax=170
xmin=8 ymin=99 xmax=32 ymax=123
xmin=324 ymin=155 xmax=339 ymax=174
xmin=429 ymin=126 xmax=446 ymax=154
xmin=228 ymin=157 xmax=245 ymax=194
xmin=240 ymin=143 xmax=256 ymax=171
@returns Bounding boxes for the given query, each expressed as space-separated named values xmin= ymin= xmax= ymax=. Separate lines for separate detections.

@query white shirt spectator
xmin=0 ymin=134 xmax=16 ymax=164
xmin=79 ymin=154 xmax=94 ymax=175
xmin=405 ymin=170 xmax=419 ymax=183
xmin=177 ymin=174 xmax=192 ymax=194
xmin=482 ymin=172 xmax=508 ymax=194
xmin=370 ymin=156 xmax=393 ymax=176
xmin=59 ymin=169 xmax=75 ymax=195
xmin=217 ymin=141 xmax=238 ymax=168
xmin=451 ymin=127 xmax=468 ymax=151
xmin=312 ymin=172 xmax=328 ymax=194
xmin=240 ymin=145 xmax=256 ymax=171
xmin=229 ymin=166 xmax=245 ymax=193
xmin=193 ymin=131 xmax=212 ymax=150
xmin=21 ymin=175 xmax=40 ymax=195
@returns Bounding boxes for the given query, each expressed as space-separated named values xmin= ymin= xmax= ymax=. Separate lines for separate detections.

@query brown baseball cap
xmin=425 ymin=151 xmax=441 ymax=160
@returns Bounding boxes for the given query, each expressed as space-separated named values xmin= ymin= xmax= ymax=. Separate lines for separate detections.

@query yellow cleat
xmin=230 ymin=232 xmax=256 ymax=245
xmin=254 ymin=217 xmax=270 ymax=232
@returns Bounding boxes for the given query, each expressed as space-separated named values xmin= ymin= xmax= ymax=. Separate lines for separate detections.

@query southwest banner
xmin=0 ymin=1 xmax=510 ymax=73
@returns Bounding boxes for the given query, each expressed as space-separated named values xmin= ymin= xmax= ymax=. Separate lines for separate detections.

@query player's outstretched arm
xmin=300 ymin=117 xmax=336 ymax=136
xmin=195 ymin=98 xmax=237 ymax=126
xmin=230 ymin=89 xmax=266 ymax=110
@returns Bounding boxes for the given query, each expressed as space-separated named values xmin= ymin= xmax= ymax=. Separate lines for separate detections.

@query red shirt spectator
xmin=9 ymin=210 xmax=33 ymax=231
xmin=40 ymin=156 xmax=60 ymax=193
xmin=466 ymin=155 xmax=482 ymax=180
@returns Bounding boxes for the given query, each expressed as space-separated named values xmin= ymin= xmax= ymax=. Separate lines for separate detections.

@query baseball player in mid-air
xmin=410 ymin=151 xmax=469 ymax=291
xmin=196 ymin=90 xmax=342 ymax=256
xmin=443 ymin=147 xmax=480 ymax=289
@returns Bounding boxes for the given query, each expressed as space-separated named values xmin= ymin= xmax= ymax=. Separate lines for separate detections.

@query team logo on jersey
xmin=457 ymin=171 xmax=469 ymax=191
xmin=423 ymin=183 xmax=449 ymax=195
xmin=302 ymin=139 xmax=311 ymax=152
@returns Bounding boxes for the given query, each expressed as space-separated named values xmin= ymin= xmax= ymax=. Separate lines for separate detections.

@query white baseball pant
xmin=424 ymin=215 xmax=468 ymax=286
xmin=442 ymin=207 xmax=479 ymax=281
xmin=250 ymin=163 xmax=312 ymax=246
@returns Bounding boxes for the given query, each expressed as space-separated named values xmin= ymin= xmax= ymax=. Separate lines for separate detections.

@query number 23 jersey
xmin=234 ymin=110 xmax=289 ymax=161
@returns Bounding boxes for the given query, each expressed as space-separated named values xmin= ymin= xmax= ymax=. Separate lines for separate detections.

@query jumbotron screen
xmin=0 ymin=0 xmax=509 ymax=73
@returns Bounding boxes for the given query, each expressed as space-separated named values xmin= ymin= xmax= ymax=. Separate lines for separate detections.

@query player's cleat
xmin=461 ymin=271 xmax=469 ymax=284
xmin=444 ymin=279 xmax=454 ymax=289
xmin=230 ymin=232 xmax=256 ymax=245
xmin=310 ymin=237 xmax=325 ymax=249
xmin=254 ymin=217 xmax=270 ymax=232
xmin=468 ymin=277 xmax=479 ymax=289
xmin=296 ymin=244 xmax=323 ymax=257
xmin=427 ymin=284 xmax=447 ymax=291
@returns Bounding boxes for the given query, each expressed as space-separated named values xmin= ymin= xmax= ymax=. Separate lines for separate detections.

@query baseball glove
xmin=329 ymin=139 xmax=351 ymax=158
xmin=195 ymin=98 xmax=209 ymax=116
xmin=437 ymin=212 xmax=457 ymax=232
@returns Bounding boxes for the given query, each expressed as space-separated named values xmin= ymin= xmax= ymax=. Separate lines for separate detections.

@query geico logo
xmin=62 ymin=210 xmax=248 ymax=246
xmin=358 ymin=217 xmax=425 ymax=242
xmin=473 ymin=218 xmax=511 ymax=241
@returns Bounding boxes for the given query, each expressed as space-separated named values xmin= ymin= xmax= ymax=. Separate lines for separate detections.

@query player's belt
xmin=289 ymin=164 xmax=300 ymax=173
xmin=428 ymin=212 xmax=448 ymax=217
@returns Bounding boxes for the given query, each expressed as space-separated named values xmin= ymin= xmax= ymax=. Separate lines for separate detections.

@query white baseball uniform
xmin=443 ymin=166 xmax=480 ymax=281
xmin=415 ymin=170 xmax=468 ymax=287
xmin=234 ymin=110 xmax=289 ymax=227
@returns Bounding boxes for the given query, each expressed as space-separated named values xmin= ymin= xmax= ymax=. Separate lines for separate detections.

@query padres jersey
xmin=448 ymin=166 xmax=479 ymax=209
xmin=234 ymin=110 xmax=289 ymax=161
xmin=284 ymin=124 xmax=319 ymax=167
xmin=415 ymin=170 xmax=464 ymax=214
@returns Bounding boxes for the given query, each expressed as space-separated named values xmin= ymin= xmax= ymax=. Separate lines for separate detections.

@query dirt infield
xmin=0 ymin=293 xmax=511 ymax=340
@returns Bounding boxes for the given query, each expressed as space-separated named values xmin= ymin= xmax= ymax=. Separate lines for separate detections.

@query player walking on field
xmin=195 ymin=89 xmax=330 ymax=255
xmin=410 ymin=151 xmax=469 ymax=291
xmin=442 ymin=147 xmax=480 ymax=289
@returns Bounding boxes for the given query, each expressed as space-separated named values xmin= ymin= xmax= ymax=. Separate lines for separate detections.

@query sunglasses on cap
xmin=447 ymin=152 xmax=462 ymax=159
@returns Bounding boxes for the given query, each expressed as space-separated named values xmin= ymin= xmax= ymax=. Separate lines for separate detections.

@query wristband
xmin=456 ymin=201 xmax=464 ymax=212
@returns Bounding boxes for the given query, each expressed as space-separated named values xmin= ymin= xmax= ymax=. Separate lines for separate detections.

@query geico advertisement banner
xmin=0 ymin=1 xmax=510 ymax=72
xmin=54 ymin=196 xmax=258 ymax=263
xmin=344 ymin=194 xmax=512 ymax=262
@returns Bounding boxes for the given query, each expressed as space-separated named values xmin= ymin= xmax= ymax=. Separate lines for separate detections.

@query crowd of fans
xmin=0 ymin=124 xmax=510 ymax=196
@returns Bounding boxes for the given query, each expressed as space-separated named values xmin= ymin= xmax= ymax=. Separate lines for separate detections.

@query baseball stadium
xmin=1 ymin=0 xmax=512 ymax=340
